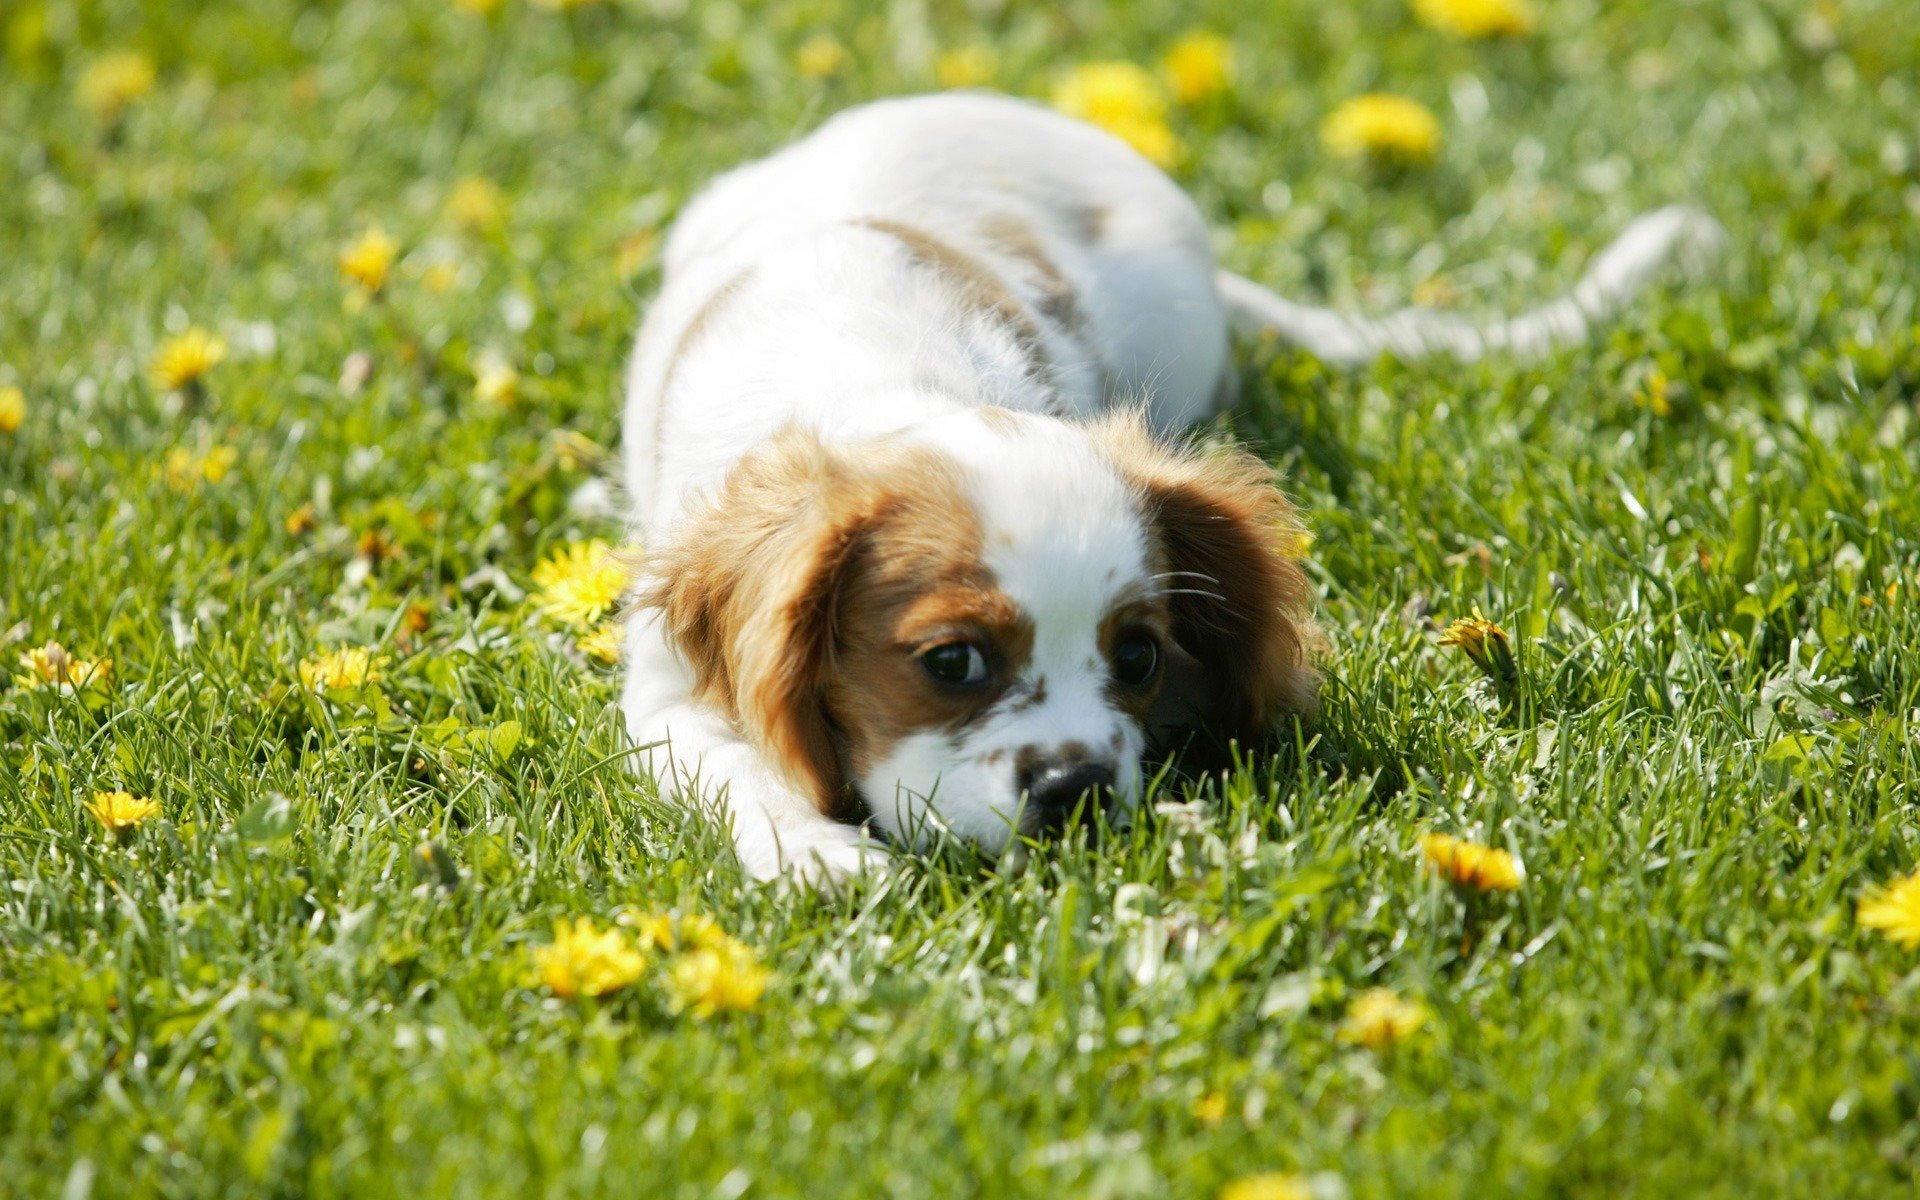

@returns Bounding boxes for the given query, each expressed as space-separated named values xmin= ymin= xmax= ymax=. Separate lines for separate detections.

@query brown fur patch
xmin=639 ymin=428 xmax=1029 ymax=815
xmin=851 ymin=216 xmax=1054 ymax=387
xmin=1089 ymin=413 xmax=1320 ymax=758
xmin=978 ymin=213 xmax=1087 ymax=336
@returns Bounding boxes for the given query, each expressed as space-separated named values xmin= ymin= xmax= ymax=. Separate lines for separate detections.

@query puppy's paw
xmin=741 ymin=821 xmax=891 ymax=891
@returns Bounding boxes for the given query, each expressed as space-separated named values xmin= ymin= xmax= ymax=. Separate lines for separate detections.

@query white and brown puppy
xmin=619 ymin=92 xmax=1720 ymax=883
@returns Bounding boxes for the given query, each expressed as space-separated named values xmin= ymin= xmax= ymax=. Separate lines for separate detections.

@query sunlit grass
xmin=3 ymin=0 xmax=1918 ymax=1197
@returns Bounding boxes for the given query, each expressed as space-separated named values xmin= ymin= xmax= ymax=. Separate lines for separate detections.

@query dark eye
xmin=1111 ymin=631 xmax=1161 ymax=687
xmin=920 ymin=641 xmax=989 ymax=686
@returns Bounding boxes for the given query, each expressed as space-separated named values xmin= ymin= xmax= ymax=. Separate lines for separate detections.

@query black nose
xmin=1020 ymin=761 xmax=1117 ymax=831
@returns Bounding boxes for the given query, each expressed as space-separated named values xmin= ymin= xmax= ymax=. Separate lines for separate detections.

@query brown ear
xmin=638 ymin=428 xmax=882 ymax=814
xmin=1093 ymin=413 xmax=1319 ymax=754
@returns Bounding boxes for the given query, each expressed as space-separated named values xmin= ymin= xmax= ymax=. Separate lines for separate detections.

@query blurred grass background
xmin=3 ymin=0 xmax=1919 ymax=1196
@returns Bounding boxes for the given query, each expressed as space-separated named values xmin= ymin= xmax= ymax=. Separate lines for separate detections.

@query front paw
xmin=751 ymin=822 xmax=891 ymax=890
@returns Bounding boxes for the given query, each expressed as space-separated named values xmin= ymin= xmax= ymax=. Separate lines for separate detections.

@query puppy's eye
xmin=1111 ymin=631 xmax=1161 ymax=687
xmin=920 ymin=641 xmax=989 ymax=686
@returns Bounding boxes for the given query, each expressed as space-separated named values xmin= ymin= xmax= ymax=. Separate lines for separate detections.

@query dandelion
xmin=668 ymin=936 xmax=772 ymax=1018
xmin=284 ymin=503 xmax=317 ymax=535
xmin=1191 ymin=1090 xmax=1229 ymax=1125
xmin=614 ymin=229 xmax=658 ymax=279
xmin=86 ymin=790 xmax=160 ymax=833
xmin=1164 ymin=32 xmax=1233 ymax=106
xmin=935 ymin=46 xmax=996 ymax=90
xmin=1414 ymin=0 xmax=1536 ymax=39
xmin=298 ymin=647 xmax=386 ymax=691
xmin=421 ymin=261 xmax=461 ymax=295
xmin=534 ymin=918 xmax=647 ymax=999
xmin=1053 ymin=62 xmax=1182 ymax=169
xmin=577 ymin=622 xmax=624 ymax=665
xmin=446 ymin=176 xmax=506 ymax=234
xmin=149 ymin=329 xmax=227 ymax=391
xmin=1321 ymin=94 xmax=1442 ymax=164
xmin=1220 ymin=1174 xmax=1312 ymax=1200
xmin=15 ymin=642 xmax=113 ymax=693
xmin=797 ymin=34 xmax=850 ymax=80
xmin=0 ymin=384 xmax=23 ymax=433
xmin=1858 ymin=872 xmax=1920 ymax=948
xmin=163 ymin=445 xmax=238 ymax=491
xmin=531 ymin=540 xmax=632 ymax=628
xmin=1419 ymin=832 xmax=1525 ymax=892
xmin=474 ymin=358 xmax=520 ymax=406
xmin=77 ymin=51 xmax=156 ymax=122
xmin=1437 ymin=604 xmax=1517 ymax=685
xmin=339 ymin=228 xmax=398 ymax=294
xmin=531 ymin=0 xmax=603 ymax=10
xmin=1635 ymin=368 xmax=1674 ymax=417
xmin=1338 ymin=988 xmax=1428 ymax=1050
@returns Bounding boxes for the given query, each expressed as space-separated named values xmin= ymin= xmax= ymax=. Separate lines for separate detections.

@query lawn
xmin=4 ymin=0 xmax=1919 ymax=1196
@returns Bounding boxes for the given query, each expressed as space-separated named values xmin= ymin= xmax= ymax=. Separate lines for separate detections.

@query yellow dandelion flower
xmin=1053 ymin=62 xmax=1183 ymax=168
xmin=1858 ymin=872 xmax=1920 ymax=948
xmin=474 ymin=359 xmax=520 ymax=406
xmin=531 ymin=540 xmax=632 ymax=628
xmin=285 ymin=504 xmax=317 ymax=535
xmin=935 ymin=46 xmax=996 ymax=90
xmin=614 ymin=229 xmax=659 ymax=279
xmin=0 ymin=384 xmax=24 ymax=433
xmin=1321 ymin=93 xmax=1442 ymax=164
xmin=1220 ymin=1174 xmax=1312 ymax=1200
xmin=797 ymin=34 xmax=850 ymax=80
xmin=421 ymin=261 xmax=461 ymax=295
xmin=534 ymin=918 xmax=647 ymax=999
xmin=1414 ymin=0 xmax=1535 ymax=39
xmin=1419 ymin=832 xmax=1525 ymax=892
xmin=149 ymin=328 xmax=228 ymax=391
xmin=1338 ymin=988 xmax=1428 ymax=1050
xmin=531 ymin=0 xmax=603 ymax=10
xmin=668 ymin=937 xmax=771 ymax=1018
xmin=577 ymin=622 xmax=624 ymax=665
xmin=1635 ymin=368 xmax=1674 ymax=417
xmin=163 ymin=445 xmax=238 ymax=491
xmin=1436 ymin=604 xmax=1516 ymax=683
xmin=297 ymin=647 xmax=386 ymax=691
xmin=15 ymin=642 xmax=113 ymax=693
xmin=1191 ymin=1090 xmax=1229 ymax=1125
xmin=340 ymin=228 xmax=398 ymax=294
xmin=77 ymin=51 xmax=156 ymax=122
xmin=446 ymin=176 xmax=506 ymax=234
xmin=1164 ymin=31 xmax=1234 ymax=106
xmin=86 ymin=790 xmax=160 ymax=832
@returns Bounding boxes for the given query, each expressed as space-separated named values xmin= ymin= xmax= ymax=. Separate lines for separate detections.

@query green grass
xmin=5 ymin=0 xmax=1920 ymax=1196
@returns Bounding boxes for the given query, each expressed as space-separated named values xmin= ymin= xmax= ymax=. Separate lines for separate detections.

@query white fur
xmin=618 ymin=92 xmax=1716 ymax=883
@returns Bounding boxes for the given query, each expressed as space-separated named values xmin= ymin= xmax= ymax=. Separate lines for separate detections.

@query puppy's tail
xmin=1215 ymin=205 xmax=1725 ymax=366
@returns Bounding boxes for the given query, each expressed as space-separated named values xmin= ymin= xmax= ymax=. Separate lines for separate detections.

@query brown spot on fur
xmin=639 ymin=427 xmax=1031 ymax=816
xmin=1089 ymin=413 xmax=1320 ymax=761
xmin=1012 ymin=741 xmax=1095 ymax=792
xmin=851 ymin=216 xmax=1055 ymax=388
xmin=978 ymin=213 xmax=1086 ymax=336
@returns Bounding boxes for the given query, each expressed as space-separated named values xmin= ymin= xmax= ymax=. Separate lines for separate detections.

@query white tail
xmin=1216 ymin=205 xmax=1726 ymax=366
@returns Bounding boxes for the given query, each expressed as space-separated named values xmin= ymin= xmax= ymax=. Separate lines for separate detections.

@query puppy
xmin=619 ymin=92 xmax=1719 ymax=883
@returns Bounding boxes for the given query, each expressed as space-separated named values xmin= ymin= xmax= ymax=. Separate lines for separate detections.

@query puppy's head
xmin=640 ymin=409 xmax=1315 ymax=854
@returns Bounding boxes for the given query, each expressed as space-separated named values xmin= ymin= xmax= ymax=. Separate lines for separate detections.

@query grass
xmin=4 ymin=0 xmax=1919 ymax=1196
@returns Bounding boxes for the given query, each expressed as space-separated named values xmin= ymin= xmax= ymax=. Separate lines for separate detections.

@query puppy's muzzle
xmin=1020 ymin=759 xmax=1117 ymax=835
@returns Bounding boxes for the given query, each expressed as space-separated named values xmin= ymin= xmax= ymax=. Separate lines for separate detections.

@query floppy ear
xmin=638 ymin=427 xmax=881 ymax=814
xmin=1092 ymin=413 xmax=1319 ymax=754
